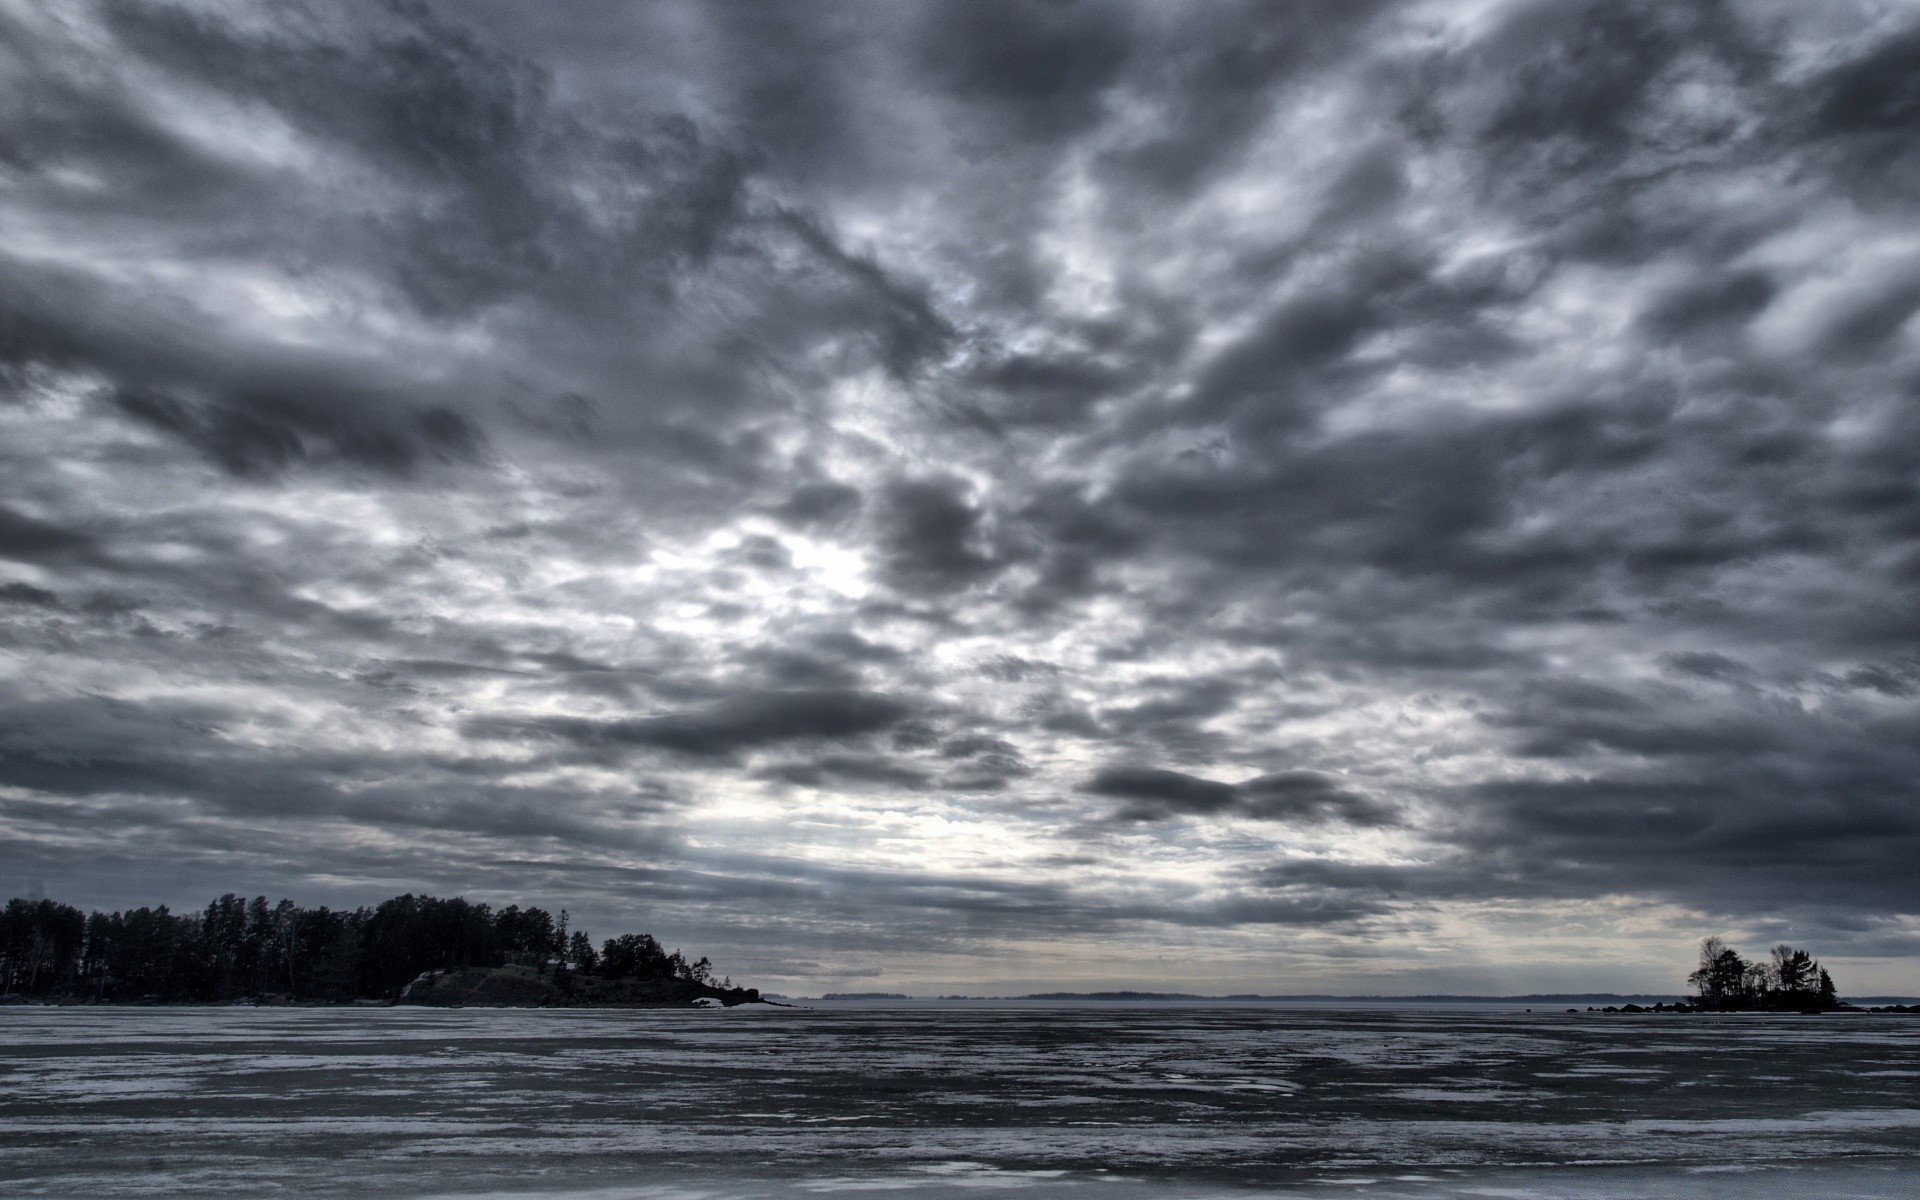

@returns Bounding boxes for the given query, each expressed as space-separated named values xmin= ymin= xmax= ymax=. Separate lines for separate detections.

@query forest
xmin=1687 ymin=937 xmax=1840 ymax=1011
xmin=0 ymin=892 xmax=746 ymax=1004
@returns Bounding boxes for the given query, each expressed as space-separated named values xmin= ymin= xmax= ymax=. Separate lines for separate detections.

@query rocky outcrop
xmin=397 ymin=964 xmax=761 ymax=1008
xmin=399 ymin=965 xmax=558 ymax=1006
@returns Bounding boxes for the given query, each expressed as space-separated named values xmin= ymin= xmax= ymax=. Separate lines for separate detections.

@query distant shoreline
xmin=6 ymin=991 xmax=1918 ymax=1011
xmin=799 ymin=991 xmax=1920 ymax=1005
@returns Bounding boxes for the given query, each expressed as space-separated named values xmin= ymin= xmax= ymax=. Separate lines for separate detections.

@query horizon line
xmin=795 ymin=990 xmax=1920 ymax=1003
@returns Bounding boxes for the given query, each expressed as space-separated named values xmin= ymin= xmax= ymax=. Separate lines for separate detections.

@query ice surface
xmin=0 ymin=1004 xmax=1915 ymax=1198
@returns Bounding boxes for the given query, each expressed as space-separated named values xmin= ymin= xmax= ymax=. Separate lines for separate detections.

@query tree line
xmin=0 ymin=893 xmax=725 ymax=1003
xmin=1687 ymin=937 xmax=1839 ymax=1011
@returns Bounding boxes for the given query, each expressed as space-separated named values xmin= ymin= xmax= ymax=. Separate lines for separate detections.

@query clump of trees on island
xmin=1687 ymin=937 xmax=1838 ymax=1011
xmin=0 ymin=893 xmax=752 ymax=1005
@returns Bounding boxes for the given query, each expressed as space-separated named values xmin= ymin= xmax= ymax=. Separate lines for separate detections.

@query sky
xmin=2 ymin=0 xmax=1919 ymax=996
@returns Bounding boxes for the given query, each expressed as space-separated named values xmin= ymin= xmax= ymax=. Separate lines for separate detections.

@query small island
xmin=1584 ymin=937 xmax=1913 ymax=1015
xmin=1684 ymin=937 xmax=1839 ymax=1012
xmin=0 ymin=893 xmax=761 ymax=1008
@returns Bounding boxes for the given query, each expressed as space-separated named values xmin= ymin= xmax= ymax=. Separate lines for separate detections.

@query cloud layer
xmin=3 ymin=0 xmax=1918 ymax=991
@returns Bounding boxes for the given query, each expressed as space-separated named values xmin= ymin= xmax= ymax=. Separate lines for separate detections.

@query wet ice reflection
xmin=1 ymin=1003 xmax=1916 ymax=1197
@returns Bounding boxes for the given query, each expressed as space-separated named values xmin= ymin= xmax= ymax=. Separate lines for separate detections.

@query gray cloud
xmin=4 ymin=0 xmax=1920 ymax=989
xmin=1089 ymin=766 xmax=1398 ymax=827
xmin=467 ymin=690 xmax=915 ymax=760
xmin=0 ymin=506 xmax=99 ymax=564
xmin=876 ymin=477 xmax=1002 ymax=595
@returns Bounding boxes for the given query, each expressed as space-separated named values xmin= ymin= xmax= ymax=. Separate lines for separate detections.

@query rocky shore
xmin=396 ymin=963 xmax=764 ymax=1008
xmin=1585 ymin=1000 xmax=1917 ymax=1015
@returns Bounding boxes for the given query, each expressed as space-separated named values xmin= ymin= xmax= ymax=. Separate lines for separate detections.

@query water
xmin=2 ymin=1003 xmax=1917 ymax=1198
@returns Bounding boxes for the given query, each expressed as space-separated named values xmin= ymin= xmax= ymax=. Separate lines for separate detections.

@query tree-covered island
xmin=0 ymin=893 xmax=761 ymax=1007
xmin=1593 ymin=939 xmax=1912 ymax=1014
xmin=1685 ymin=937 xmax=1839 ymax=1012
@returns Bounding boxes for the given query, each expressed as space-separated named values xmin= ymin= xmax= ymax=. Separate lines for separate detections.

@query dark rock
xmin=401 ymin=965 xmax=558 ymax=1007
xmin=397 ymin=965 xmax=763 ymax=1008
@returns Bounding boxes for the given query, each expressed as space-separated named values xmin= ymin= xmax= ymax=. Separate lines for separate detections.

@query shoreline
xmin=5 ymin=994 xmax=1914 ymax=1013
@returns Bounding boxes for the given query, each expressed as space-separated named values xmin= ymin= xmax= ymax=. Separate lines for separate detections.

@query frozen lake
xmin=2 ymin=1003 xmax=1917 ymax=1198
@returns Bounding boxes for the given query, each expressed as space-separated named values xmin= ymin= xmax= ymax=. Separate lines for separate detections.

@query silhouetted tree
xmin=1772 ymin=945 xmax=1815 ymax=993
xmin=0 ymin=892 xmax=749 ymax=1005
xmin=0 ymin=899 xmax=85 ymax=996
xmin=1688 ymin=936 xmax=1840 ymax=1010
xmin=358 ymin=895 xmax=500 ymax=998
xmin=566 ymin=930 xmax=596 ymax=974
xmin=202 ymin=894 xmax=248 ymax=997
xmin=599 ymin=932 xmax=668 ymax=980
xmin=493 ymin=904 xmax=557 ymax=967
xmin=1688 ymin=937 xmax=1748 ymax=1008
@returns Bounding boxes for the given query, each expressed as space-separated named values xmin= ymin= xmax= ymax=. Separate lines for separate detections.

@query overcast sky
xmin=3 ymin=0 xmax=1918 ymax=994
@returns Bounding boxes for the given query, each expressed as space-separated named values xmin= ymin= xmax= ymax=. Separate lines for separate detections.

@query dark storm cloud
xmin=1450 ymin=678 xmax=1920 ymax=918
xmin=758 ymin=755 xmax=933 ymax=791
xmin=1088 ymin=766 xmax=1398 ymax=827
xmin=113 ymin=386 xmax=483 ymax=478
xmin=0 ymin=507 xmax=99 ymax=564
xmin=964 ymin=353 xmax=1125 ymax=428
xmin=920 ymin=0 xmax=1133 ymax=143
xmin=466 ymin=690 xmax=915 ymax=760
xmin=6 ymin=0 xmax=1920 ymax=981
xmin=0 ymin=12 xmax=519 ymax=474
xmin=876 ymin=477 xmax=1001 ymax=595
xmin=775 ymin=210 xmax=957 ymax=379
xmin=1244 ymin=678 xmax=1920 ymax=936
xmin=1087 ymin=767 xmax=1237 ymax=817
xmin=0 ymin=686 xmax=676 ymax=851
xmin=770 ymin=481 xmax=864 ymax=528
xmin=0 ymin=582 xmax=61 ymax=607
xmin=89 ymin=0 xmax=752 ymax=313
xmin=0 ymin=0 xmax=892 ymax=499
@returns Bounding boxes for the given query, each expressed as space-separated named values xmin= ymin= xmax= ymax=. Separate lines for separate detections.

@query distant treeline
xmin=1688 ymin=937 xmax=1838 ymax=1011
xmin=0 ymin=893 xmax=727 ymax=1003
